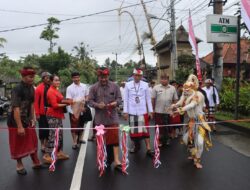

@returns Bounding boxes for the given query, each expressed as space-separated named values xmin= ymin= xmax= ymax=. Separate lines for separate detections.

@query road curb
xmin=216 ymin=119 xmax=250 ymax=135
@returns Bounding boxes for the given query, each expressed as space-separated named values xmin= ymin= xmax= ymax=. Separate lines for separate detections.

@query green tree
xmin=21 ymin=54 xmax=40 ymax=71
xmin=175 ymin=54 xmax=195 ymax=84
xmin=71 ymin=42 xmax=98 ymax=84
xmin=39 ymin=47 xmax=72 ymax=74
xmin=0 ymin=55 xmax=22 ymax=82
xmin=40 ymin=17 xmax=60 ymax=53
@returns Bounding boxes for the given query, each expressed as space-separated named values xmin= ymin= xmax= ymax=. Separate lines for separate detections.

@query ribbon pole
xmin=95 ymin=125 xmax=107 ymax=177
xmin=120 ymin=125 xmax=130 ymax=175
xmin=153 ymin=125 xmax=161 ymax=168
xmin=49 ymin=128 xmax=60 ymax=172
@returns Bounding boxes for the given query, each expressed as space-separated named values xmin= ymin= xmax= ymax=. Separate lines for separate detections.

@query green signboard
xmin=206 ymin=15 xmax=237 ymax=43
xmin=211 ymin=24 xmax=237 ymax=34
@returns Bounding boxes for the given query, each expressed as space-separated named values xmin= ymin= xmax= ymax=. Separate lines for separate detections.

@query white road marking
xmin=70 ymin=121 xmax=91 ymax=190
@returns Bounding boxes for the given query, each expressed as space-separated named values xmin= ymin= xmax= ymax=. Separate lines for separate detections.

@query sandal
xmin=32 ymin=164 xmax=48 ymax=169
xmin=187 ymin=156 xmax=193 ymax=160
xmin=16 ymin=168 xmax=27 ymax=175
xmin=194 ymin=158 xmax=203 ymax=169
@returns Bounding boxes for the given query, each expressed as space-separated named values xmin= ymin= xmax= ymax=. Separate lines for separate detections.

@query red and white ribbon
xmin=153 ymin=125 xmax=161 ymax=168
xmin=121 ymin=130 xmax=129 ymax=175
xmin=95 ymin=125 xmax=107 ymax=177
xmin=49 ymin=128 xmax=60 ymax=172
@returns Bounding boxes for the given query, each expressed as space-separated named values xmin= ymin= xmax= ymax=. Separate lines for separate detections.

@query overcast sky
xmin=0 ymin=0 xmax=239 ymax=66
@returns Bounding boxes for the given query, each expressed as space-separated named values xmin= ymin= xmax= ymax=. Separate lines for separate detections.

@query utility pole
xmin=140 ymin=0 xmax=156 ymax=45
xmin=140 ymin=43 xmax=148 ymax=80
xmin=112 ymin=52 xmax=118 ymax=81
xmin=210 ymin=0 xmax=227 ymax=91
xmin=115 ymin=53 xmax=118 ymax=82
xmin=235 ymin=15 xmax=241 ymax=120
xmin=170 ymin=0 xmax=178 ymax=79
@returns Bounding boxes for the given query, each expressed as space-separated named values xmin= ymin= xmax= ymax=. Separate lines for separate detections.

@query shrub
xmin=220 ymin=78 xmax=250 ymax=116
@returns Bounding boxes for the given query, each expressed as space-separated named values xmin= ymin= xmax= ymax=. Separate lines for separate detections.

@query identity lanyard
xmin=133 ymin=82 xmax=140 ymax=103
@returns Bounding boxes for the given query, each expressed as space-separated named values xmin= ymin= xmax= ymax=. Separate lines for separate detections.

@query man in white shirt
xmin=120 ymin=81 xmax=125 ymax=101
xmin=152 ymin=74 xmax=178 ymax=146
xmin=202 ymin=79 xmax=219 ymax=131
xmin=66 ymin=72 xmax=89 ymax=149
xmin=123 ymin=68 xmax=154 ymax=157
xmin=119 ymin=81 xmax=125 ymax=115
xmin=148 ymin=80 xmax=155 ymax=98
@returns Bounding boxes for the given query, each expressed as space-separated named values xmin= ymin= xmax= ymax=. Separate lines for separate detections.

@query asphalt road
xmin=0 ymin=116 xmax=250 ymax=190
xmin=0 ymin=115 xmax=79 ymax=190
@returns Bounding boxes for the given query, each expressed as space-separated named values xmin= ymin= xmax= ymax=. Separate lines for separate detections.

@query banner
xmin=188 ymin=12 xmax=202 ymax=81
xmin=241 ymin=0 xmax=250 ymax=32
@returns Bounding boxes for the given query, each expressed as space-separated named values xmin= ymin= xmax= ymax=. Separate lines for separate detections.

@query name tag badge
xmin=157 ymin=90 xmax=163 ymax=95
xmin=135 ymin=96 xmax=140 ymax=104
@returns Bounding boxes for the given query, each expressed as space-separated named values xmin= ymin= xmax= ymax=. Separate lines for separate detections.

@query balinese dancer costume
xmin=171 ymin=75 xmax=212 ymax=169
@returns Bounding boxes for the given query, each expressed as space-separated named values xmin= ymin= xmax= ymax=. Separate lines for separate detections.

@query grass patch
xmin=215 ymin=111 xmax=250 ymax=129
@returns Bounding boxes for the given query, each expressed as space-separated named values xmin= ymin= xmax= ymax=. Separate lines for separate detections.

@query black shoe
xmin=114 ymin=164 xmax=123 ymax=173
xmin=41 ymin=148 xmax=45 ymax=153
xmin=88 ymin=137 xmax=96 ymax=141
xmin=146 ymin=150 xmax=155 ymax=158
xmin=16 ymin=168 xmax=27 ymax=175
xmin=72 ymin=145 xmax=78 ymax=150
xmin=129 ymin=141 xmax=140 ymax=153
xmin=79 ymin=140 xmax=86 ymax=144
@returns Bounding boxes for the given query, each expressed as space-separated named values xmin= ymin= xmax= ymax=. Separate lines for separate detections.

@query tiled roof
xmin=202 ymin=39 xmax=250 ymax=64
xmin=153 ymin=25 xmax=202 ymax=51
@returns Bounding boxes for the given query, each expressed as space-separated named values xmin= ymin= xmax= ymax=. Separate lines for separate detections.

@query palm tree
xmin=0 ymin=37 xmax=7 ymax=48
xmin=72 ymin=42 xmax=90 ymax=62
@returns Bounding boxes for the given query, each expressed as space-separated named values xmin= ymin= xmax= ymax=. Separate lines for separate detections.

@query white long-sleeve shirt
xmin=120 ymin=86 xmax=125 ymax=101
xmin=202 ymin=86 xmax=219 ymax=107
xmin=123 ymin=80 xmax=153 ymax=115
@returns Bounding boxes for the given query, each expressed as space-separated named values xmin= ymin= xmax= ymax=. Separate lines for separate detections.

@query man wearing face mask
xmin=88 ymin=67 xmax=122 ymax=172
xmin=34 ymin=71 xmax=51 ymax=153
xmin=123 ymin=68 xmax=154 ymax=157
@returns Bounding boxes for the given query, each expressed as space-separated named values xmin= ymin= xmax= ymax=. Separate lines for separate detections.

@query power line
xmin=0 ymin=8 xmax=164 ymax=17
xmin=0 ymin=0 xmax=156 ymax=33
xmin=0 ymin=19 xmax=167 ymax=29
xmin=152 ymin=0 xmax=183 ymax=30
xmin=0 ymin=9 xmax=81 ymax=17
